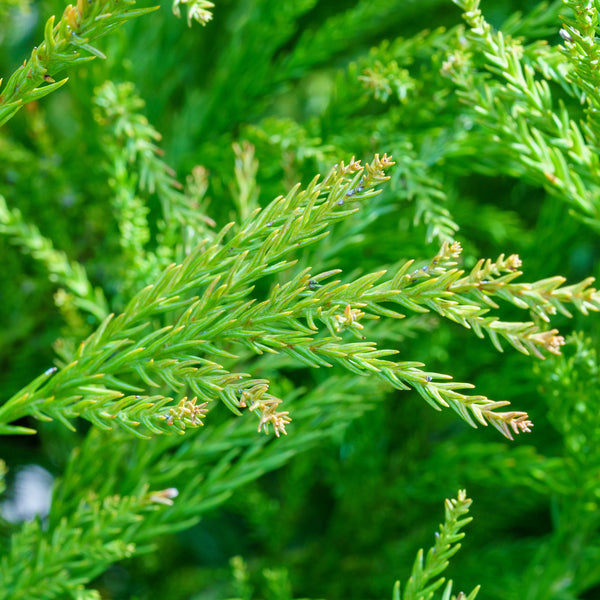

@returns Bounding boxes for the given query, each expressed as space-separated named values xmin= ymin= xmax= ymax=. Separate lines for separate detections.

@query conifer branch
xmin=0 ymin=154 xmax=526 ymax=439
xmin=448 ymin=0 xmax=600 ymax=231
xmin=0 ymin=487 xmax=171 ymax=600
xmin=231 ymin=140 xmax=260 ymax=223
xmin=0 ymin=0 xmax=156 ymax=127
xmin=393 ymin=146 xmax=459 ymax=244
xmin=93 ymin=81 xmax=216 ymax=234
xmin=0 ymin=155 xmax=393 ymax=437
xmin=559 ymin=1 xmax=600 ymax=139
xmin=2 ymin=377 xmax=386 ymax=598
xmin=2 ymin=141 xmax=596 ymax=440
xmin=358 ymin=242 xmax=597 ymax=360
xmin=0 ymin=196 xmax=109 ymax=323
xmin=394 ymin=490 xmax=479 ymax=600
xmin=2 ymin=151 xmax=594 ymax=439
xmin=4 ymin=3 xmax=600 ymax=597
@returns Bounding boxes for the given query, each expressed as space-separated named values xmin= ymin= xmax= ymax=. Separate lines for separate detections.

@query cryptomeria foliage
xmin=2 ymin=1 xmax=600 ymax=599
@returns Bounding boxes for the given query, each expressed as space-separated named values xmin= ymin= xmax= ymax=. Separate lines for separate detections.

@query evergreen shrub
xmin=1 ymin=1 xmax=600 ymax=598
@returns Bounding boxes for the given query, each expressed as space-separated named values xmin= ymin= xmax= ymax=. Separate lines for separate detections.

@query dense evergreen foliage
xmin=2 ymin=1 xmax=600 ymax=598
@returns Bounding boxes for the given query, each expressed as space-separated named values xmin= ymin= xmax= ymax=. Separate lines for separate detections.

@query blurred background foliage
xmin=2 ymin=0 xmax=600 ymax=598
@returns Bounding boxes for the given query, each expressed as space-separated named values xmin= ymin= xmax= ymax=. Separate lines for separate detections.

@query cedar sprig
xmin=559 ymin=1 xmax=600 ymax=140
xmin=358 ymin=59 xmax=416 ymax=103
xmin=4 ymin=377 xmax=388 ymax=599
xmin=393 ymin=144 xmax=459 ymax=244
xmin=93 ymin=81 xmax=216 ymax=234
xmin=444 ymin=249 xmax=600 ymax=326
xmin=0 ymin=150 xmax=566 ymax=439
xmin=231 ymin=140 xmax=260 ymax=223
xmin=0 ymin=196 xmax=109 ymax=323
xmin=0 ymin=153 xmax=531 ymax=440
xmin=2 ymin=153 xmax=584 ymax=440
xmin=448 ymin=0 xmax=600 ymax=230
xmin=453 ymin=267 xmax=600 ymax=322
xmin=0 ymin=155 xmax=393 ymax=436
xmin=359 ymin=243 xmax=581 ymax=359
xmin=0 ymin=354 xmax=287 ymax=437
xmin=178 ymin=240 xmax=572 ymax=435
xmin=0 ymin=0 xmax=156 ymax=127
xmin=181 ymin=261 xmax=534 ymax=439
xmin=0 ymin=487 xmax=171 ymax=600
xmin=393 ymin=490 xmax=480 ymax=600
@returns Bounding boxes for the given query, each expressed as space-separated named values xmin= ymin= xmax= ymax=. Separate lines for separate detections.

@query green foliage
xmin=394 ymin=491 xmax=478 ymax=600
xmin=3 ymin=1 xmax=600 ymax=599
xmin=0 ymin=0 xmax=157 ymax=126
